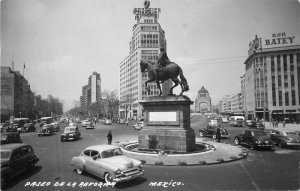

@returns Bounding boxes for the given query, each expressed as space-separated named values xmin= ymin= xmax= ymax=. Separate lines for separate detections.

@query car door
xmin=10 ymin=148 xmax=26 ymax=177
xmin=82 ymin=150 xmax=98 ymax=176
xmin=270 ymin=130 xmax=279 ymax=144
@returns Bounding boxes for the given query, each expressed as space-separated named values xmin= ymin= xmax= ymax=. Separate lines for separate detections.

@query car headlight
xmin=138 ymin=163 xmax=143 ymax=169
xmin=255 ymin=140 xmax=260 ymax=144
xmin=115 ymin=169 xmax=121 ymax=175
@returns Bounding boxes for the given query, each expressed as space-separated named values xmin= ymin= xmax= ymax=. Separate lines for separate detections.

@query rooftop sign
xmin=133 ymin=0 xmax=161 ymax=21
xmin=248 ymin=32 xmax=296 ymax=55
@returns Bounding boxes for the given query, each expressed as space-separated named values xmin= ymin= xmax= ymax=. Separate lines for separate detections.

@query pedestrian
xmin=283 ymin=119 xmax=286 ymax=128
xmin=216 ymin=125 xmax=221 ymax=143
xmin=275 ymin=120 xmax=278 ymax=128
xmin=107 ymin=130 xmax=112 ymax=145
xmin=126 ymin=119 xmax=129 ymax=126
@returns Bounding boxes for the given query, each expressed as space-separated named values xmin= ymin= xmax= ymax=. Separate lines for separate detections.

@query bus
xmin=40 ymin=117 xmax=53 ymax=125
xmin=229 ymin=116 xmax=245 ymax=127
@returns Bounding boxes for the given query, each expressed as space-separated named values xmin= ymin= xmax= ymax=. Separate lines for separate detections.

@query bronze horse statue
xmin=140 ymin=60 xmax=189 ymax=96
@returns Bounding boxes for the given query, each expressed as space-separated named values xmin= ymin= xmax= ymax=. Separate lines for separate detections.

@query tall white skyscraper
xmin=119 ymin=0 xmax=172 ymax=119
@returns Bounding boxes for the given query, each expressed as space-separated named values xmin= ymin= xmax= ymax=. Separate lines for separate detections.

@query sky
xmin=1 ymin=0 xmax=300 ymax=111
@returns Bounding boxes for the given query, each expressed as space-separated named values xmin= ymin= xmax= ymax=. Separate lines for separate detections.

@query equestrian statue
xmin=140 ymin=47 xmax=189 ymax=96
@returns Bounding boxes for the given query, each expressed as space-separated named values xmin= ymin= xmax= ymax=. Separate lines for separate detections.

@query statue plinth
xmin=138 ymin=95 xmax=195 ymax=152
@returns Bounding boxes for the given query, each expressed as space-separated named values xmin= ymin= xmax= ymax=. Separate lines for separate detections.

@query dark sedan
xmin=37 ymin=124 xmax=54 ymax=136
xmin=270 ymin=130 xmax=300 ymax=148
xmin=1 ymin=133 xmax=22 ymax=144
xmin=199 ymin=125 xmax=230 ymax=139
xmin=61 ymin=126 xmax=81 ymax=142
xmin=1 ymin=144 xmax=39 ymax=188
xmin=234 ymin=130 xmax=274 ymax=150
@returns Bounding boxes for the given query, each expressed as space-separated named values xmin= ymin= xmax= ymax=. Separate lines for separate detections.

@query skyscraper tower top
xmin=133 ymin=0 xmax=161 ymax=23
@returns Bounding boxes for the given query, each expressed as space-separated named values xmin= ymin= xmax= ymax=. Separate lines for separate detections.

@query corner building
xmin=242 ymin=33 xmax=300 ymax=122
xmin=119 ymin=1 xmax=172 ymax=119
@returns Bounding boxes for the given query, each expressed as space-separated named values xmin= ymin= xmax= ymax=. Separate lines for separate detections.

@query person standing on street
xmin=216 ymin=125 xmax=221 ymax=143
xmin=107 ymin=130 xmax=112 ymax=145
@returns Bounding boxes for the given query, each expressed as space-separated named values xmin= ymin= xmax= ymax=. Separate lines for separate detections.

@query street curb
xmin=117 ymin=140 xmax=248 ymax=166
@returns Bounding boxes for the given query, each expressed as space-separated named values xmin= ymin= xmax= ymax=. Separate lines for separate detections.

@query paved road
xmin=3 ymin=117 xmax=299 ymax=191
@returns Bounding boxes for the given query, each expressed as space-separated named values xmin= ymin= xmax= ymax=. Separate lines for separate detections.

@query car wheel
xmin=199 ymin=132 xmax=204 ymax=137
xmin=278 ymin=142 xmax=285 ymax=148
xmin=212 ymin=134 xmax=217 ymax=139
xmin=104 ymin=173 xmax=114 ymax=184
xmin=250 ymin=143 xmax=256 ymax=150
xmin=234 ymin=138 xmax=240 ymax=145
xmin=28 ymin=162 xmax=36 ymax=171
xmin=76 ymin=169 xmax=83 ymax=175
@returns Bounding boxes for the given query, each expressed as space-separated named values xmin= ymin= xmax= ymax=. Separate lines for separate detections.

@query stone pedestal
xmin=138 ymin=96 xmax=195 ymax=153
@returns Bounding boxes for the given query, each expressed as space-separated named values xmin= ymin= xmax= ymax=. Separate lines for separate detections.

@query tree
xmin=102 ymin=90 xmax=119 ymax=119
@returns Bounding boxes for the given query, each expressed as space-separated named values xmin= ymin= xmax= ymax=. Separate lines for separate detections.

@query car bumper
xmin=286 ymin=142 xmax=300 ymax=147
xmin=62 ymin=137 xmax=76 ymax=141
xmin=257 ymin=144 xmax=274 ymax=148
xmin=113 ymin=170 xmax=144 ymax=183
xmin=221 ymin=134 xmax=230 ymax=138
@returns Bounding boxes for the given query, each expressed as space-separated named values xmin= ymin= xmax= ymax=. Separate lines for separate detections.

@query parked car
xmin=1 ymin=143 xmax=39 ymax=187
xmin=133 ymin=122 xmax=144 ymax=130
xmin=61 ymin=126 xmax=81 ymax=142
xmin=70 ymin=145 xmax=144 ymax=184
xmin=119 ymin=118 xmax=126 ymax=124
xmin=270 ymin=130 xmax=300 ymax=148
xmin=245 ymin=120 xmax=254 ymax=127
xmin=51 ymin=122 xmax=60 ymax=132
xmin=18 ymin=123 xmax=36 ymax=132
xmin=37 ymin=124 xmax=54 ymax=136
xmin=104 ymin=119 xmax=112 ymax=125
xmin=1 ymin=133 xmax=22 ymax=144
xmin=234 ymin=130 xmax=274 ymax=150
xmin=199 ymin=124 xmax=230 ymax=139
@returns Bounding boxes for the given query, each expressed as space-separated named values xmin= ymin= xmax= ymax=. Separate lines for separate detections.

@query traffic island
xmin=119 ymin=138 xmax=248 ymax=166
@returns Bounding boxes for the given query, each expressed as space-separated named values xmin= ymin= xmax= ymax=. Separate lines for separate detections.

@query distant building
xmin=119 ymin=1 xmax=172 ymax=119
xmin=194 ymin=86 xmax=211 ymax=113
xmin=1 ymin=66 xmax=34 ymax=121
xmin=80 ymin=72 xmax=101 ymax=108
xmin=242 ymin=33 xmax=300 ymax=121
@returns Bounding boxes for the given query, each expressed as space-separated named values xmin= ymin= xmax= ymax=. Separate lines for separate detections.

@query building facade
xmin=80 ymin=72 xmax=101 ymax=108
xmin=242 ymin=33 xmax=300 ymax=122
xmin=1 ymin=66 xmax=34 ymax=121
xmin=194 ymin=86 xmax=211 ymax=113
xmin=119 ymin=1 xmax=172 ymax=119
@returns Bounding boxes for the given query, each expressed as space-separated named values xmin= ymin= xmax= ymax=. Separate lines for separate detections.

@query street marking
xmin=239 ymin=161 xmax=261 ymax=191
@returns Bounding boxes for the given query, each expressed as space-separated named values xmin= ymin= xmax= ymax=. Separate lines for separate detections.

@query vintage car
xmin=37 ymin=124 xmax=54 ymax=136
xmin=86 ymin=122 xmax=95 ymax=129
xmin=1 ymin=143 xmax=39 ymax=187
xmin=199 ymin=124 xmax=230 ymax=139
xmin=133 ymin=122 xmax=144 ymax=130
xmin=81 ymin=120 xmax=91 ymax=127
xmin=234 ymin=130 xmax=274 ymax=150
xmin=270 ymin=130 xmax=300 ymax=148
xmin=104 ymin=119 xmax=112 ymax=125
xmin=19 ymin=123 xmax=36 ymax=132
xmin=221 ymin=117 xmax=228 ymax=123
xmin=51 ymin=122 xmax=60 ymax=132
xmin=0 ymin=121 xmax=11 ymax=132
xmin=70 ymin=145 xmax=144 ymax=184
xmin=1 ymin=133 xmax=22 ymax=144
xmin=208 ymin=119 xmax=219 ymax=126
xmin=61 ymin=126 xmax=81 ymax=142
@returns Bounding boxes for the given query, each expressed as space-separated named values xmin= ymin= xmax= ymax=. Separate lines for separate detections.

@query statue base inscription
xmin=138 ymin=96 xmax=195 ymax=153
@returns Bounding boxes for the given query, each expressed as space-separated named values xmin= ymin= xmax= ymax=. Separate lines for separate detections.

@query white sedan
xmin=70 ymin=145 xmax=144 ymax=184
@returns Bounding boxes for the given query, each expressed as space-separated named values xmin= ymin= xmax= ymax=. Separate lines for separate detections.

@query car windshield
xmin=101 ymin=148 xmax=123 ymax=158
xmin=65 ymin=128 xmax=75 ymax=133
xmin=1 ymin=151 xmax=11 ymax=159
xmin=253 ymin=131 xmax=266 ymax=136
xmin=286 ymin=132 xmax=298 ymax=136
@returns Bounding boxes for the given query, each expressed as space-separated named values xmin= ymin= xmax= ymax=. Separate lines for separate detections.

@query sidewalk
xmin=264 ymin=122 xmax=300 ymax=131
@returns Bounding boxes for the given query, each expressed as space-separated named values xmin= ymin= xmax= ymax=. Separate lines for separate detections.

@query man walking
xmin=107 ymin=130 xmax=112 ymax=145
